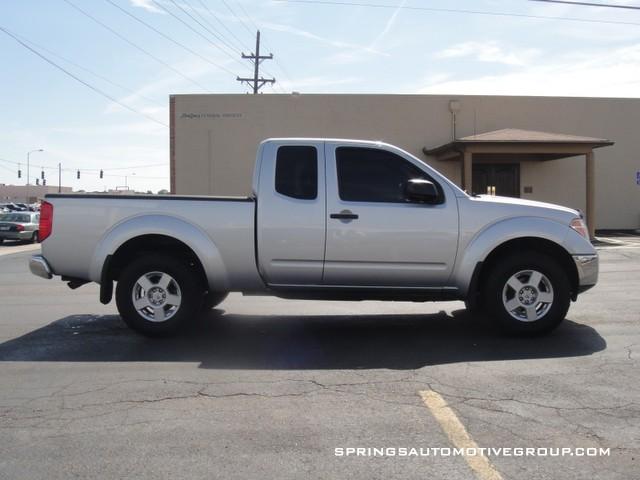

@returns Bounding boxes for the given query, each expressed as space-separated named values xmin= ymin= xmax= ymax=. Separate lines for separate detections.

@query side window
xmin=336 ymin=147 xmax=440 ymax=203
xmin=275 ymin=146 xmax=318 ymax=200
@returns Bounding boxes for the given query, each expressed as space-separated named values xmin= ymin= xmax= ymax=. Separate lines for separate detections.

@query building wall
xmin=0 ymin=184 xmax=73 ymax=203
xmin=172 ymin=94 xmax=640 ymax=230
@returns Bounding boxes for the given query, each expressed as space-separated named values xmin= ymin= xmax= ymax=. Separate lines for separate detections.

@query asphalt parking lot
xmin=0 ymin=239 xmax=638 ymax=479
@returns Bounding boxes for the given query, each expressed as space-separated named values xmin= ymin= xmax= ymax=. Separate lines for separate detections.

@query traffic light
xmin=41 ymin=169 xmax=45 ymax=180
xmin=36 ymin=178 xmax=40 ymax=186
xmin=77 ymin=170 xmax=80 ymax=179
xmin=99 ymin=170 xmax=103 ymax=179
xmin=43 ymin=179 xmax=46 ymax=186
xmin=18 ymin=169 xmax=21 ymax=179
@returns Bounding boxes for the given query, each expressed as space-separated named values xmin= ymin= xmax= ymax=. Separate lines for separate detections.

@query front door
xmin=472 ymin=164 xmax=520 ymax=197
xmin=323 ymin=143 xmax=459 ymax=287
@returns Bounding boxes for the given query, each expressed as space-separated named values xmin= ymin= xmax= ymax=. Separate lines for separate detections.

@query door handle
xmin=330 ymin=211 xmax=359 ymax=220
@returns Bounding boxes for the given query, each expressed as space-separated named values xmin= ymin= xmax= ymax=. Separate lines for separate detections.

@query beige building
xmin=0 ymin=184 xmax=72 ymax=203
xmin=170 ymin=94 xmax=640 ymax=231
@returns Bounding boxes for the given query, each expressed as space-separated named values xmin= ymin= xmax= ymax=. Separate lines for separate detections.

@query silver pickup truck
xmin=30 ymin=138 xmax=598 ymax=337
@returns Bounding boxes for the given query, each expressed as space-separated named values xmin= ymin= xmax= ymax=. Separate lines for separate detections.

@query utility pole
xmin=58 ymin=163 xmax=62 ymax=193
xmin=236 ymin=30 xmax=275 ymax=94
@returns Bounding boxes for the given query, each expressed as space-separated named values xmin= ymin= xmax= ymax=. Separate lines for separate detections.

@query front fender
xmin=88 ymin=214 xmax=229 ymax=290
xmin=453 ymin=216 xmax=570 ymax=295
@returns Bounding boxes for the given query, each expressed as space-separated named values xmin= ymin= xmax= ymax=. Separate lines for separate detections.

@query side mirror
xmin=405 ymin=178 xmax=439 ymax=203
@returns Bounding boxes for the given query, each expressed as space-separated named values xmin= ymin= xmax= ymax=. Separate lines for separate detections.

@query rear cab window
xmin=275 ymin=146 xmax=318 ymax=200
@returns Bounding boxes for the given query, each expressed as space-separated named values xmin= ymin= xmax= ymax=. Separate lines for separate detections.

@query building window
xmin=275 ymin=146 xmax=318 ymax=200
xmin=336 ymin=147 xmax=440 ymax=203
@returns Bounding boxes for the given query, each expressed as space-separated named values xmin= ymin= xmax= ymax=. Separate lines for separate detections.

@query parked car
xmin=29 ymin=138 xmax=597 ymax=337
xmin=0 ymin=211 xmax=40 ymax=243
xmin=0 ymin=203 xmax=22 ymax=212
xmin=14 ymin=203 xmax=32 ymax=211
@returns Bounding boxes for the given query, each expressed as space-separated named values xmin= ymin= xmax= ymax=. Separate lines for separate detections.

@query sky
xmin=2 ymin=0 xmax=640 ymax=193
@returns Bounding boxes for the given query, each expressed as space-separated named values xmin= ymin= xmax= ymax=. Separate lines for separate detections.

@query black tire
xmin=483 ymin=251 xmax=571 ymax=335
xmin=115 ymin=254 xmax=204 ymax=337
xmin=464 ymin=296 xmax=485 ymax=318
xmin=202 ymin=291 xmax=228 ymax=310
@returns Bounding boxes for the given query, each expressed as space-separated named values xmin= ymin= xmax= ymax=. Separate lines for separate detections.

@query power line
xmin=220 ymin=0 xmax=255 ymax=37
xmin=0 ymin=25 xmax=169 ymax=127
xmin=196 ymin=0 xmax=252 ymax=52
xmin=530 ymin=0 xmax=640 ymax=10
xmin=232 ymin=0 xmax=293 ymax=89
xmin=169 ymin=0 xmax=245 ymax=57
xmin=0 ymin=163 xmax=17 ymax=175
xmin=181 ymin=0 xmax=245 ymax=53
xmin=61 ymin=0 xmax=214 ymax=92
xmin=275 ymin=0 xmax=640 ymax=27
xmin=12 ymin=30 xmax=163 ymax=109
xmin=150 ymin=0 xmax=250 ymax=71
xmin=0 ymin=157 xmax=167 ymax=173
xmin=103 ymin=0 xmax=238 ymax=76
xmin=237 ymin=30 xmax=276 ymax=93
xmin=218 ymin=0 xmax=286 ymax=92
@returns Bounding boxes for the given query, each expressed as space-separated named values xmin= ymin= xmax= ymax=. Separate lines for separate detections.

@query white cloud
xmin=436 ymin=41 xmax=541 ymax=66
xmin=129 ymin=0 xmax=165 ymax=14
xmin=418 ymin=43 xmax=640 ymax=97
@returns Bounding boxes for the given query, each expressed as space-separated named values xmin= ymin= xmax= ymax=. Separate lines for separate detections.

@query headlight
xmin=570 ymin=218 xmax=589 ymax=239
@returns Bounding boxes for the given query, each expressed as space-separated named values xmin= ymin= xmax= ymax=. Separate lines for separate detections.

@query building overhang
xmin=423 ymin=128 xmax=614 ymax=161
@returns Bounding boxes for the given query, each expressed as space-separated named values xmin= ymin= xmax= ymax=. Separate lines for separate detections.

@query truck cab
xmin=255 ymin=139 xmax=460 ymax=289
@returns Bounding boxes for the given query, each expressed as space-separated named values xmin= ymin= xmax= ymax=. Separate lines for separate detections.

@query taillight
xmin=16 ymin=224 xmax=24 ymax=232
xmin=40 ymin=201 xmax=53 ymax=241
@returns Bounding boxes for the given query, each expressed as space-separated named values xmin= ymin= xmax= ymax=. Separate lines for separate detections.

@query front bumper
xmin=29 ymin=254 xmax=53 ymax=279
xmin=573 ymin=254 xmax=598 ymax=293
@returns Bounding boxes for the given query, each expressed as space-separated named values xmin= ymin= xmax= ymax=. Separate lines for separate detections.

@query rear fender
xmin=88 ymin=214 xmax=229 ymax=290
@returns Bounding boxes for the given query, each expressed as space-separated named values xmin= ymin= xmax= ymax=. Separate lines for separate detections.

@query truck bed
xmin=41 ymin=193 xmax=263 ymax=291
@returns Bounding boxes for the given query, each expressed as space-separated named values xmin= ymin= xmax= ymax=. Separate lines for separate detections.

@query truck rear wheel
xmin=483 ymin=252 xmax=571 ymax=335
xmin=115 ymin=254 xmax=204 ymax=337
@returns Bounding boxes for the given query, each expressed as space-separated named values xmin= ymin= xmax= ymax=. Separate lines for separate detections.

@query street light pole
xmin=125 ymin=173 xmax=135 ymax=190
xmin=26 ymin=149 xmax=44 ymax=204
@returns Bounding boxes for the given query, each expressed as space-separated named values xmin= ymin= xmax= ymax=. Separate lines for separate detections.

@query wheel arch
xmin=90 ymin=215 xmax=229 ymax=303
xmin=455 ymin=217 xmax=578 ymax=300
xmin=465 ymin=237 xmax=579 ymax=308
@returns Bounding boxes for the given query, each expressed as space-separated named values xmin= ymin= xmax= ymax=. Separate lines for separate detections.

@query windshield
xmin=0 ymin=213 xmax=31 ymax=223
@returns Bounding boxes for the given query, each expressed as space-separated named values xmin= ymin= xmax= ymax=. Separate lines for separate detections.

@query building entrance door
xmin=472 ymin=164 xmax=520 ymax=197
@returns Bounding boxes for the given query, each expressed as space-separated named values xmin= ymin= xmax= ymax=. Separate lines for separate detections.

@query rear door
xmin=323 ymin=143 xmax=459 ymax=287
xmin=256 ymin=140 xmax=326 ymax=285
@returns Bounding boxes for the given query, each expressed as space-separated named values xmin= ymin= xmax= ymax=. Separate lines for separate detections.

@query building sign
xmin=179 ymin=112 xmax=243 ymax=120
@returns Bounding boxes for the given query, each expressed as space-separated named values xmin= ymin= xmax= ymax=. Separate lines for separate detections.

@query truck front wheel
xmin=115 ymin=254 xmax=204 ymax=337
xmin=483 ymin=252 xmax=571 ymax=335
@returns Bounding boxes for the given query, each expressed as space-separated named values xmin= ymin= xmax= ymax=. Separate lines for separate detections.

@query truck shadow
xmin=0 ymin=309 xmax=606 ymax=369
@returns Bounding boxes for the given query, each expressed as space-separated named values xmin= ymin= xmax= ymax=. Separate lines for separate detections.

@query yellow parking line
xmin=419 ymin=390 xmax=503 ymax=480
